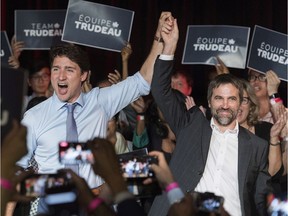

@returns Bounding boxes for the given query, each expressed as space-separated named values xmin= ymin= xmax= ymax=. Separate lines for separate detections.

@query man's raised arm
xmin=139 ymin=12 xmax=172 ymax=84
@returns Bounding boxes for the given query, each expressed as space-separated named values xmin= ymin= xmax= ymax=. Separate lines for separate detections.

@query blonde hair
xmin=241 ymin=79 xmax=259 ymax=126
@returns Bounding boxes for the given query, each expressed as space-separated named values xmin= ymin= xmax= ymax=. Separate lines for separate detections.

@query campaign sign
xmin=1 ymin=65 xmax=27 ymax=141
xmin=62 ymin=0 xmax=134 ymax=52
xmin=15 ymin=10 xmax=66 ymax=50
xmin=247 ymin=26 xmax=288 ymax=81
xmin=1 ymin=31 xmax=12 ymax=64
xmin=182 ymin=25 xmax=250 ymax=69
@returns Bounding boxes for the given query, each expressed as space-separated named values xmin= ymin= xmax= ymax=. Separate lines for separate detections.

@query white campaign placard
xmin=247 ymin=25 xmax=288 ymax=81
xmin=182 ymin=25 xmax=250 ymax=69
xmin=15 ymin=10 xmax=66 ymax=50
xmin=62 ymin=0 xmax=134 ymax=52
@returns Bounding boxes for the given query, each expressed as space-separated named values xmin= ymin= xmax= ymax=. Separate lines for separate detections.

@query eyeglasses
xmin=248 ymin=74 xmax=266 ymax=82
xmin=31 ymin=74 xmax=50 ymax=81
xmin=242 ymin=97 xmax=250 ymax=105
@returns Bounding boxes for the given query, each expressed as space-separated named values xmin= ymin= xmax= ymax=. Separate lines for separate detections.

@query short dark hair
xmin=172 ymin=70 xmax=194 ymax=88
xmin=49 ymin=43 xmax=90 ymax=72
xmin=29 ymin=60 xmax=50 ymax=77
xmin=207 ymin=74 xmax=243 ymax=103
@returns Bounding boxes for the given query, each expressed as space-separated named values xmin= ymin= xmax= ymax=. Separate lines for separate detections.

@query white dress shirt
xmin=195 ymin=118 xmax=241 ymax=216
xmin=17 ymin=72 xmax=150 ymax=188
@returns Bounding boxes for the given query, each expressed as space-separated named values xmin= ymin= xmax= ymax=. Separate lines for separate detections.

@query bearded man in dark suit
xmin=149 ymin=15 xmax=271 ymax=216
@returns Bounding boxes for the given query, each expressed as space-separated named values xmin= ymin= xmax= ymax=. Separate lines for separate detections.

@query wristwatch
xmin=154 ymin=35 xmax=164 ymax=43
xmin=269 ymin=93 xmax=280 ymax=99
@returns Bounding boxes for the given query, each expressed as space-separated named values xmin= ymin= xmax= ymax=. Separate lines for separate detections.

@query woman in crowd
xmin=237 ymin=79 xmax=287 ymax=192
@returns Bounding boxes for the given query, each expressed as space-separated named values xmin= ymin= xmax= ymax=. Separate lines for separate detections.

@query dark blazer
xmin=148 ymin=58 xmax=271 ymax=216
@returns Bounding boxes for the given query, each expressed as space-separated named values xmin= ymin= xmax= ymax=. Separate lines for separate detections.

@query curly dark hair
xmin=207 ymin=73 xmax=244 ymax=104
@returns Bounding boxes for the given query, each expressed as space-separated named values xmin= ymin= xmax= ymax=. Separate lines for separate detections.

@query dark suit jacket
xmin=148 ymin=58 xmax=271 ymax=216
xmin=117 ymin=198 xmax=146 ymax=216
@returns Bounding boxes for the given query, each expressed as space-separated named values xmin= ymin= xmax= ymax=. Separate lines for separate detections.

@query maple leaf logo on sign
xmin=112 ymin=22 xmax=119 ymax=28
xmin=228 ymin=39 xmax=235 ymax=45
xmin=54 ymin=23 xmax=60 ymax=28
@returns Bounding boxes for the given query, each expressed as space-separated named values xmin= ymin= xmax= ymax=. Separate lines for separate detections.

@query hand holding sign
xmin=247 ymin=26 xmax=287 ymax=81
xmin=7 ymin=35 xmax=24 ymax=69
xmin=121 ymin=42 xmax=132 ymax=62
xmin=266 ymin=70 xmax=281 ymax=96
xmin=11 ymin=35 xmax=24 ymax=59
xmin=215 ymin=56 xmax=230 ymax=75
xmin=8 ymin=56 xmax=20 ymax=69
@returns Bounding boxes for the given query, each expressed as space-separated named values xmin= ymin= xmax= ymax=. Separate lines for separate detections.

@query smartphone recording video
xmin=118 ymin=155 xmax=158 ymax=180
xmin=117 ymin=150 xmax=161 ymax=198
xmin=20 ymin=173 xmax=74 ymax=197
xmin=59 ymin=141 xmax=94 ymax=165
xmin=191 ymin=192 xmax=224 ymax=213
xmin=267 ymin=192 xmax=288 ymax=216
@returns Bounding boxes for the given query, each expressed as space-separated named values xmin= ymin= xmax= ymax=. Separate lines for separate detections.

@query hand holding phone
xmin=118 ymin=152 xmax=161 ymax=198
xmin=118 ymin=155 xmax=158 ymax=180
xmin=20 ymin=172 xmax=74 ymax=197
xmin=146 ymin=151 xmax=174 ymax=190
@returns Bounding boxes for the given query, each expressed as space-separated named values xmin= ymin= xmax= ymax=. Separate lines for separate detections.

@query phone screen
xmin=191 ymin=192 xmax=224 ymax=213
xmin=59 ymin=141 xmax=94 ymax=165
xmin=118 ymin=155 xmax=157 ymax=179
xmin=267 ymin=192 xmax=288 ymax=216
xmin=20 ymin=173 xmax=74 ymax=197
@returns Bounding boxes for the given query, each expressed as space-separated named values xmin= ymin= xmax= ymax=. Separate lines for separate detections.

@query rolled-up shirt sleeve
xmin=159 ymin=54 xmax=174 ymax=61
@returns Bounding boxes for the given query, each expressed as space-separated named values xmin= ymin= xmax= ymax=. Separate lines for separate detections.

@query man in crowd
xmin=16 ymin=12 xmax=171 ymax=215
xmin=149 ymin=15 xmax=271 ymax=216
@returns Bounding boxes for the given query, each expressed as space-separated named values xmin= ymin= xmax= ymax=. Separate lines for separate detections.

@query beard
xmin=212 ymin=108 xmax=238 ymax=126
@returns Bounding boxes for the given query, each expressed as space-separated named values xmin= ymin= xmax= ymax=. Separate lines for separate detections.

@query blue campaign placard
xmin=182 ymin=25 xmax=250 ymax=69
xmin=247 ymin=25 xmax=288 ymax=81
xmin=1 ymin=31 xmax=12 ymax=64
xmin=62 ymin=0 xmax=134 ymax=52
xmin=1 ymin=65 xmax=28 ymax=140
xmin=15 ymin=10 xmax=66 ymax=50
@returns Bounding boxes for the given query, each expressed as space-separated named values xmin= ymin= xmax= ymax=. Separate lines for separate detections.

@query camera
xmin=118 ymin=154 xmax=158 ymax=180
xmin=190 ymin=192 xmax=224 ymax=213
xmin=20 ymin=172 xmax=74 ymax=197
xmin=59 ymin=141 xmax=94 ymax=165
